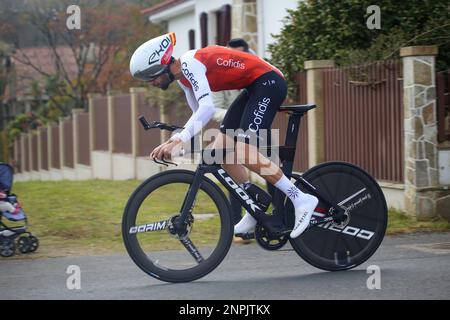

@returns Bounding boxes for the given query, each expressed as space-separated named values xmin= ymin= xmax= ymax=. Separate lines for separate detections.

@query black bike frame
xmin=173 ymin=110 xmax=346 ymax=234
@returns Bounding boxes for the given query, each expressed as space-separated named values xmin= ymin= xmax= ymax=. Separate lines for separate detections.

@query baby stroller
xmin=0 ymin=163 xmax=39 ymax=257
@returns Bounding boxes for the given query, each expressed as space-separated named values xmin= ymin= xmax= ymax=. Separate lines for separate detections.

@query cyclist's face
xmin=149 ymin=73 xmax=172 ymax=90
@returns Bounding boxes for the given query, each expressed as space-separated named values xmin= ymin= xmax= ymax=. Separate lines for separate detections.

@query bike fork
xmin=177 ymin=166 xmax=205 ymax=229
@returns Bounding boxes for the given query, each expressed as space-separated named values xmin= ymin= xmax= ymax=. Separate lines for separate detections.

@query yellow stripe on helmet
xmin=169 ymin=32 xmax=176 ymax=46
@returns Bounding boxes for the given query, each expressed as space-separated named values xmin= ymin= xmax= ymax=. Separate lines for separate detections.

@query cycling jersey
xmin=173 ymin=46 xmax=285 ymax=143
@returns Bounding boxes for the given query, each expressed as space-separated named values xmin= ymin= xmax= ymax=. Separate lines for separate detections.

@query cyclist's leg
xmin=220 ymin=71 xmax=285 ymax=185
xmin=218 ymin=90 xmax=251 ymax=185
xmin=219 ymin=71 xmax=318 ymax=237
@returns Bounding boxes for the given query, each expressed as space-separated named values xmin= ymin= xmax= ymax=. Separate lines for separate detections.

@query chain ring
xmin=255 ymin=224 xmax=289 ymax=251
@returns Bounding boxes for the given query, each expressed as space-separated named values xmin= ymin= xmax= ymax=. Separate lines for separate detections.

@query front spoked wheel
xmin=122 ymin=170 xmax=233 ymax=283
xmin=289 ymin=162 xmax=388 ymax=271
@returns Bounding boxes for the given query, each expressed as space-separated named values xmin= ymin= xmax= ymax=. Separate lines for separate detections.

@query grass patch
xmin=5 ymin=179 xmax=224 ymax=258
xmin=387 ymin=208 xmax=450 ymax=235
xmin=7 ymin=180 xmax=140 ymax=257
xmin=3 ymin=180 xmax=449 ymax=258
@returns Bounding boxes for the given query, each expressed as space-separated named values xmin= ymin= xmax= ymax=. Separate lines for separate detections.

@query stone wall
xmin=400 ymin=46 xmax=450 ymax=220
xmin=231 ymin=0 xmax=258 ymax=52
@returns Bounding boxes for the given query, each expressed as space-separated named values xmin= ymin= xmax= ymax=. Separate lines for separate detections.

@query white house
xmin=141 ymin=0 xmax=299 ymax=58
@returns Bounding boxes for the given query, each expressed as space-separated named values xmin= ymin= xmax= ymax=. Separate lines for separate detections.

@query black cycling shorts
xmin=219 ymin=71 xmax=287 ymax=147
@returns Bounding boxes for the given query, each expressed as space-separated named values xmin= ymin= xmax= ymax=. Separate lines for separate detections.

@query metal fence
xmin=322 ymin=60 xmax=404 ymax=183
xmin=437 ymin=70 xmax=450 ymax=143
xmin=40 ymin=127 xmax=48 ymax=170
xmin=137 ymin=93 xmax=161 ymax=157
xmin=77 ymin=112 xmax=90 ymax=166
xmin=11 ymin=72 xmax=312 ymax=176
xmin=93 ymin=96 xmax=108 ymax=151
xmin=113 ymin=94 xmax=132 ymax=154
xmin=51 ymin=125 xmax=60 ymax=169
xmin=10 ymin=63 xmax=405 ymax=183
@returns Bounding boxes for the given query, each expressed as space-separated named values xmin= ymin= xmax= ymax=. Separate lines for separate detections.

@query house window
xmin=216 ymin=4 xmax=231 ymax=46
xmin=200 ymin=12 xmax=208 ymax=48
xmin=188 ymin=29 xmax=195 ymax=50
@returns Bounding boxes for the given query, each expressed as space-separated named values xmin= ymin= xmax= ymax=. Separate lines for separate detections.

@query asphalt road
xmin=1 ymin=232 xmax=449 ymax=300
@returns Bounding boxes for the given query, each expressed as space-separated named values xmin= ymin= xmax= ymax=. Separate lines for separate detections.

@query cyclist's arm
xmin=179 ymin=81 xmax=198 ymax=112
xmin=171 ymin=58 xmax=216 ymax=142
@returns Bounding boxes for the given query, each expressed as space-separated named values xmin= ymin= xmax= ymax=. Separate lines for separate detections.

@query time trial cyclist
xmin=129 ymin=32 xmax=318 ymax=238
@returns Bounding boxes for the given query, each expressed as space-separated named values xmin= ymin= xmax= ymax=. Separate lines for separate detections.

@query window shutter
xmin=217 ymin=5 xmax=231 ymax=46
xmin=200 ymin=12 xmax=208 ymax=48
xmin=188 ymin=29 xmax=195 ymax=50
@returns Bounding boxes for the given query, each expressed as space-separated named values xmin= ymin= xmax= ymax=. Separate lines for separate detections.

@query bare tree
xmin=5 ymin=1 xmax=159 ymax=113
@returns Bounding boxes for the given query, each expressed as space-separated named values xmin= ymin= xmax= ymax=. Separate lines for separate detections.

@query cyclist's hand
xmin=150 ymin=138 xmax=183 ymax=161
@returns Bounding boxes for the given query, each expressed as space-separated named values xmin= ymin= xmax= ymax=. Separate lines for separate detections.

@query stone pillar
xmin=232 ymin=0 xmax=258 ymax=52
xmin=400 ymin=45 xmax=449 ymax=220
xmin=304 ymin=60 xmax=335 ymax=167
xmin=130 ymin=87 xmax=147 ymax=158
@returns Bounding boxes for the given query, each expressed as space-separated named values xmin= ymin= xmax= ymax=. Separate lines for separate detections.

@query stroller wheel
xmin=27 ymin=235 xmax=39 ymax=253
xmin=18 ymin=236 xmax=31 ymax=254
xmin=0 ymin=239 xmax=16 ymax=257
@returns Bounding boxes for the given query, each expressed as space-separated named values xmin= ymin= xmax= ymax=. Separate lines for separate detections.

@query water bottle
xmin=243 ymin=183 xmax=272 ymax=212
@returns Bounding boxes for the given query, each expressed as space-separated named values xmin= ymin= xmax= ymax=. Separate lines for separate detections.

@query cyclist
xmin=129 ymin=32 xmax=318 ymax=238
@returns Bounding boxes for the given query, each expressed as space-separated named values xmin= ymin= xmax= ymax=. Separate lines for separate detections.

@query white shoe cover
xmin=290 ymin=194 xmax=319 ymax=239
xmin=234 ymin=212 xmax=257 ymax=234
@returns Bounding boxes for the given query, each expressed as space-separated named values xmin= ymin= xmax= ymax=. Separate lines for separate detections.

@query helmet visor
xmin=134 ymin=65 xmax=168 ymax=81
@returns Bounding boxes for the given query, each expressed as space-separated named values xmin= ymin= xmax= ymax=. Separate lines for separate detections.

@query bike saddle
xmin=279 ymin=104 xmax=317 ymax=113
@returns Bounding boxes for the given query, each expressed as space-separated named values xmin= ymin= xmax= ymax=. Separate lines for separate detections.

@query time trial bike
xmin=122 ymin=104 xmax=388 ymax=283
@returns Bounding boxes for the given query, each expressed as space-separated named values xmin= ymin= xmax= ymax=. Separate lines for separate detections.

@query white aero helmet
xmin=130 ymin=32 xmax=176 ymax=81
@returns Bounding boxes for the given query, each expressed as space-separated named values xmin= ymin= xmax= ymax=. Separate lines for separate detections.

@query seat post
xmin=275 ymin=103 xmax=315 ymax=174
xmin=284 ymin=112 xmax=304 ymax=148
xmin=278 ymin=111 xmax=304 ymax=178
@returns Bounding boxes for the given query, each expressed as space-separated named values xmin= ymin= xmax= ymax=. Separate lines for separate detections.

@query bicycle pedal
xmin=235 ymin=232 xmax=255 ymax=240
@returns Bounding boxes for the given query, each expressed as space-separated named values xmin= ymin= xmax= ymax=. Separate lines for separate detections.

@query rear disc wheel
xmin=289 ymin=162 xmax=387 ymax=271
